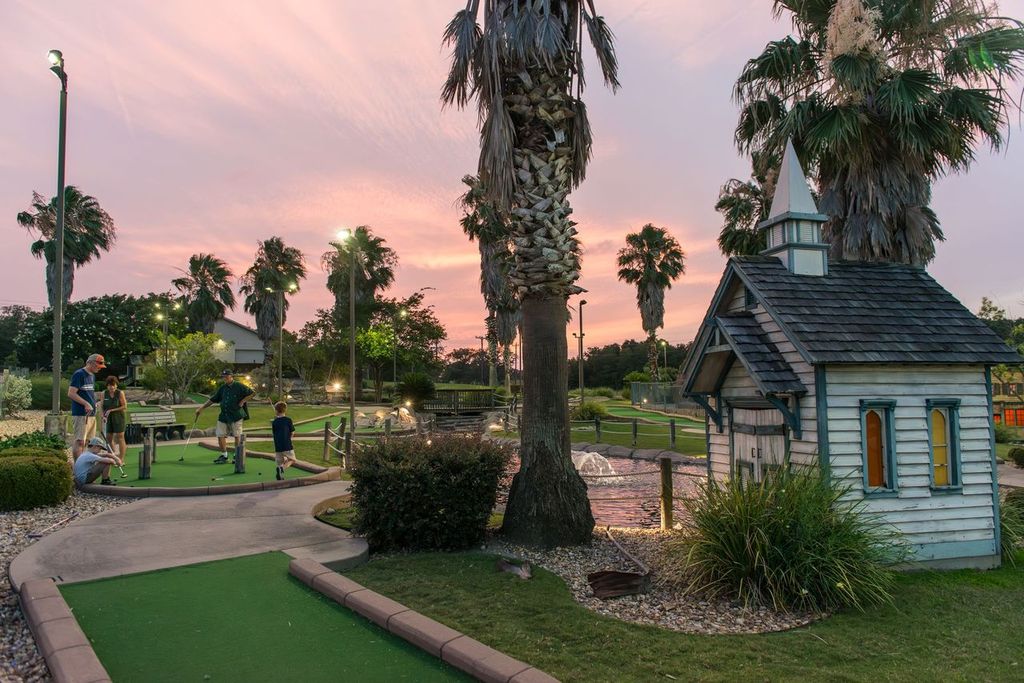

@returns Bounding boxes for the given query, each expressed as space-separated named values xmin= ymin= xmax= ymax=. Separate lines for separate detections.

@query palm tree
xmin=321 ymin=226 xmax=398 ymax=327
xmin=617 ymin=224 xmax=686 ymax=375
xmin=733 ymin=0 xmax=1024 ymax=265
xmin=459 ymin=175 xmax=519 ymax=388
xmin=442 ymin=1 xmax=619 ymax=547
xmin=239 ymin=237 xmax=307 ymax=353
xmin=715 ymin=150 xmax=779 ymax=257
xmin=172 ymin=254 xmax=236 ymax=333
xmin=17 ymin=186 xmax=117 ymax=306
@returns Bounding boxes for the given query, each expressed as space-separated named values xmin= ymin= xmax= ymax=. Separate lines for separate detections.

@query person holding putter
xmin=73 ymin=436 xmax=124 ymax=487
xmin=271 ymin=401 xmax=297 ymax=480
xmin=196 ymin=369 xmax=254 ymax=464
xmin=68 ymin=353 xmax=106 ymax=460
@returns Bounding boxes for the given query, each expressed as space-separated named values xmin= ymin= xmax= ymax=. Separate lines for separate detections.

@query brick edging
xmin=79 ymin=467 xmax=341 ymax=498
xmin=18 ymin=578 xmax=110 ymax=683
xmin=289 ymin=558 xmax=558 ymax=683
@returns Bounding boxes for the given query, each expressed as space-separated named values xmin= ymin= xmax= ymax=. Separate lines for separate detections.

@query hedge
xmin=30 ymin=375 xmax=70 ymax=410
xmin=0 ymin=446 xmax=72 ymax=511
xmin=349 ymin=435 xmax=511 ymax=551
xmin=0 ymin=431 xmax=66 ymax=452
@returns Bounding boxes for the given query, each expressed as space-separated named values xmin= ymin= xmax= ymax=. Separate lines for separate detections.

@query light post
xmin=661 ymin=340 xmax=668 ymax=375
xmin=336 ymin=229 xmax=357 ymax=435
xmin=154 ymin=299 xmax=181 ymax=368
xmin=392 ymin=308 xmax=407 ymax=393
xmin=265 ymin=282 xmax=297 ymax=400
xmin=574 ymin=299 xmax=586 ymax=402
xmin=475 ymin=335 xmax=487 ymax=386
xmin=44 ymin=49 xmax=68 ymax=437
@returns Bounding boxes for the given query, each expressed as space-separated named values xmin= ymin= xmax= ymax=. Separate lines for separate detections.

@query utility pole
xmin=475 ymin=335 xmax=487 ymax=386
xmin=44 ymin=50 xmax=68 ymax=437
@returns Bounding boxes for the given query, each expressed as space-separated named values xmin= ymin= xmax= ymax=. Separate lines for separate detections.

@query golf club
xmin=179 ymin=414 xmax=200 ymax=461
xmin=28 ymin=512 xmax=80 ymax=538
xmin=95 ymin=433 xmax=128 ymax=479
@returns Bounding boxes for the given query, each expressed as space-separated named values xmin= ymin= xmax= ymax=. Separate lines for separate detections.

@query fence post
xmin=343 ymin=433 xmax=352 ymax=470
xmin=659 ymin=456 xmax=673 ymax=531
xmin=337 ymin=416 xmax=347 ymax=437
xmin=234 ymin=434 xmax=246 ymax=474
xmin=148 ymin=428 xmax=157 ymax=463
xmin=384 ymin=418 xmax=392 ymax=438
xmin=632 ymin=418 xmax=638 ymax=447
xmin=139 ymin=441 xmax=151 ymax=480
xmin=594 ymin=417 xmax=601 ymax=443
xmin=669 ymin=419 xmax=677 ymax=449
xmin=322 ymin=421 xmax=330 ymax=462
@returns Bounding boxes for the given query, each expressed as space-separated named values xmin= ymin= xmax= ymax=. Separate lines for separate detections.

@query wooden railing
xmin=422 ymin=389 xmax=497 ymax=415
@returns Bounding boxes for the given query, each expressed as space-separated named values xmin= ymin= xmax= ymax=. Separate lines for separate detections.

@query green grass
xmin=174 ymin=404 xmax=340 ymax=430
xmin=113 ymin=443 xmax=310 ymax=488
xmin=603 ymin=402 xmax=704 ymax=426
xmin=498 ymin=426 xmax=706 ymax=457
xmin=60 ymin=552 xmax=470 ymax=683
xmin=347 ymin=551 xmax=1024 ymax=683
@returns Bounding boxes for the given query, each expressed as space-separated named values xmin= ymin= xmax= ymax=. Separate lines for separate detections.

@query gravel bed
xmin=494 ymin=528 xmax=817 ymax=635
xmin=1 ymin=493 xmax=135 ymax=682
xmin=0 ymin=412 xmax=47 ymax=440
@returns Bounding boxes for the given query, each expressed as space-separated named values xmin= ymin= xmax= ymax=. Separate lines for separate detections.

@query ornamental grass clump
xmin=349 ymin=435 xmax=511 ymax=551
xmin=665 ymin=468 xmax=903 ymax=613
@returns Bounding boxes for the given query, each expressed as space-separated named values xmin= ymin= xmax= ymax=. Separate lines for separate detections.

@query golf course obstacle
xmin=234 ymin=434 xmax=246 ymax=474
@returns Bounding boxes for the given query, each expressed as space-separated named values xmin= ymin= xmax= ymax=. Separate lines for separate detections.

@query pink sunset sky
xmin=3 ymin=0 xmax=1023 ymax=354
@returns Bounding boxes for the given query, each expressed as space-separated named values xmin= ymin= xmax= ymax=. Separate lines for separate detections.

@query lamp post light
xmin=575 ymin=299 xmax=587 ymax=402
xmin=336 ymin=229 xmax=357 ymax=434
xmin=475 ymin=335 xmax=487 ymax=386
xmin=661 ymin=340 xmax=668 ymax=375
xmin=392 ymin=308 xmax=407 ymax=394
xmin=44 ymin=49 xmax=68 ymax=437
xmin=265 ymin=282 xmax=297 ymax=400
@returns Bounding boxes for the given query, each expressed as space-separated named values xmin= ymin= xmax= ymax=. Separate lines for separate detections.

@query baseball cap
xmin=221 ymin=369 xmax=234 ymax=376
xmin=87 ymin=353 xmax=106 ymax=368
xmin=87 ymin=436 xmax=107 ymax=447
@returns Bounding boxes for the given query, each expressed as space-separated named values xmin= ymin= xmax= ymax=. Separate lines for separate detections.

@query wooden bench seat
xmin=125 ymin=410 xmax=186 ymax=443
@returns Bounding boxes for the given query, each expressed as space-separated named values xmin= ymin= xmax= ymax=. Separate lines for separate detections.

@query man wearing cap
xmin=73 ymin=436 xmax=123 ymax=487
xmin=196 ymin=369 xmax=254 ymax=464
xmin=69 ymin=353 xmax=106 ymax=459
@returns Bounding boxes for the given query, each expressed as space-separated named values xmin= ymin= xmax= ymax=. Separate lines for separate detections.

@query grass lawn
xmin=60 ymin=553 xmax=469 ymax=683
xmin=498 ymin=426 xmax=706 ymax=457
xmin=347 ymin=551 xmax=1024 ymax=683
xmin=603 ymin=402 xmax=704 ymax=426
xmin=113 ymin=443 xmax=310 ymax=488
xmin=173 ymin=403 xmax=340 ymax=430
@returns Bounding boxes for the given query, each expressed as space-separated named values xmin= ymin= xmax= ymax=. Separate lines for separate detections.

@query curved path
xmin=10 ymin=481 xmax=366 ymax=590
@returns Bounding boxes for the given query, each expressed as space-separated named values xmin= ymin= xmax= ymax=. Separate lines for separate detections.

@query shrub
xmin=1004 ymin=487 xmax=1024 ymax=514
xmin=396 ymin=372 xmax=435 ymax=411
xmin=665 ymin=468 xmax=902 ymax=612
xmin=0 ymin=446 xmax=72 ymax=511
xmin=0 ymin=431 xmax=66 ymax=452
xmin=994 ymin=422 xmax=1019 ymax=445
xmin=623 ymin=370 xmax=651 ymax=384
xmin=349 ymin=435 xmax=512 ymax=551
xmin=1 ymin=375 xmax=32 ymax=416
xmin=590 ymin=387 xmax=616 ymax=399
xmin=571 ymin=400 xmax=609 ymax=421
xmin=1009 ymin=447 xmax=1024 ymax=469
xmin=1001 ymin=493 xmax=1024 ymax=565
xmin=30 ymin=375 xmax=70 ymax=410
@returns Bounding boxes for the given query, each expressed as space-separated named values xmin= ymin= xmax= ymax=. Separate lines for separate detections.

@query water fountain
xmin=571 ymin=451 xmax=619 ymax=480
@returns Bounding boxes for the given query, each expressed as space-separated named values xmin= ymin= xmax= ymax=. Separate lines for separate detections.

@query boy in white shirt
xmin=73 ymin=437 xmax=123 ymax=487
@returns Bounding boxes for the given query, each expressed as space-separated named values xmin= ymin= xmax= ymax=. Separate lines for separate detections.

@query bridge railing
xmin=423 ymin=389 xmax=497 ymax=415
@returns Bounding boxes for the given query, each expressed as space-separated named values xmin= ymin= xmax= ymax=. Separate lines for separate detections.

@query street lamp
xmin=44 ymin=49 xmax=68 ymax=437
xmin=336 ymin=228 xmax=357 ymax=434
xmin=475 ymin=335 xmax=487 ymax=386
xmin=393 ymin=308 xmax=407 ymax=393
xmin=154 ymin=312 xmax=168 ymax=367
xmin=265 ymin=282 xmax=297 ymax=400
xmin=573 ymin=299 xmax=587 ymax=402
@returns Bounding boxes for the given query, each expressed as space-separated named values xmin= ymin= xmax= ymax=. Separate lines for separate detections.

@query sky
xmin=2 ymin=0 xmax=1024 ymax=355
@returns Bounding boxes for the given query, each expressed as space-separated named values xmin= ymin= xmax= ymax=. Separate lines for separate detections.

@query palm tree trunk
xmin=501 ymin=296 xmax=594 ymax=547
xmin=44 ymin=257 xmax=75 ymax=308
xmin=503 ymin=345 xmax=512 ymax=393
xmin=647 ymin=333 xmax=659 ymax=377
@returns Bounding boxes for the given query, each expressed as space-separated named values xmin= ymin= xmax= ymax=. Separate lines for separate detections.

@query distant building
xmin=212 ymin=318 xmax=266 ymax=369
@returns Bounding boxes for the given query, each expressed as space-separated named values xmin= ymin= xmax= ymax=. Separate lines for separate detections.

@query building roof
xmin=765 ymin=139 xmax=827 ymax=221
xmin=715 ymin=313 xmax=806 ymax=394
xmin=733 ymin=256 xmax=1021 ymax=365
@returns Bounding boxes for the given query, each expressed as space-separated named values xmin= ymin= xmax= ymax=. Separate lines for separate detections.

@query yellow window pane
xmin=931 ymin=409 xmax=949 ymax=487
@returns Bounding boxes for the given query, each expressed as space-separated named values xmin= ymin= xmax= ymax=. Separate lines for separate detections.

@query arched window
xmin=861 ymin=400 xmax=896 ymax=493
xmin=927 ymin=399 xmax=961 ymax=490
xmin=931 ymin=409 xmax=949 ymax=487
xmin=865 ymin=410 xmax=886 ymax=488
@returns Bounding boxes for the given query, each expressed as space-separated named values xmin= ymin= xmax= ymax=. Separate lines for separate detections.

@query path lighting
xmin=334 ymin=228 xmax=357 ymax=435
xmin=44 ymin=49 xmax=69 ymax=437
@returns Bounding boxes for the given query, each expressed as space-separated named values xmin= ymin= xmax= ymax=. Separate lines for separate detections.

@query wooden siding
xmin=824 ymin=365 xmax=996 ymax=557
xmin=724 ymin=280 xmax=747 ymax=313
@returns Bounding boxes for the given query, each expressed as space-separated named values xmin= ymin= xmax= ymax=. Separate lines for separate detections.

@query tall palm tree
xmin=17 ymin=186 xmax=117 ymax=306
xmin=442 ymin=0 xmax=619 ymax=547
xmin=239 ymin=237 xmax=307 ymax=352
xmin=617 ymin=224 xmax=686 ymax=375
xmin=714 ymin=150 xmax=779 ymax=257
xmin=459 ymin=175 xmax=519 ymax=388
xmin=172 ymin=254 xmax=236 ymax=333
xmin=321 ymin=226 xmax=398 ymax=328
xmin=733 ymin=0 xmax=1024 ymax=265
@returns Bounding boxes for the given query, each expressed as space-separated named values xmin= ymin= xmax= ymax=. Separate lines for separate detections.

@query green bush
xmin=994 ymin=422 xmax=1020 ymax=445
xmin=30 ymin=375 xmax=70 ymax=410
xmin=350 ymin=435 xmax=511 ymax=551
xmin=0 ymin=431 xmax=66 ymax=452
xmin=571 ymin=400 xmax=609 ymax=421
xmin=665 ymin=468 xmax=902 ymax=612
xmin=1 ymin=375 xmax=32 ymax=417
xmin=396 ymin=372 xmax=436 ymax=411
xmin=1004 ymin=487 xmax=1024 ymax=513
xmin=1007 ymin=446 xmax=1024 ymax=469
xmin=0 ymin=446 xmax=72 ymax=511
xmin=590 ymin=387 xmax=616 ymax=399
xmin=623 ymin=370 xmax=651 ymax=384
xmin=1001 ymin=493 xmax=1024 ymax=565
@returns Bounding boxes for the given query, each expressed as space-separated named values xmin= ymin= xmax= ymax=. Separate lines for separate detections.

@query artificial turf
xmin=114 ymin=443 xmax=311 ymax=488
xmin=60 ymin=552 xmax=470 ymax=683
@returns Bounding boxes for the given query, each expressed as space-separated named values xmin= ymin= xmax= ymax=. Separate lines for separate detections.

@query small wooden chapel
xmin=678 ymin=141 xmax=1019 ymax=568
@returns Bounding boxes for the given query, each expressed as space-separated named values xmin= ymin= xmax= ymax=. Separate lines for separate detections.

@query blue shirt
xmin=69 ymin=368 xmax=95 ymax=416
xmin=272 ymin=416 xmax=294 ymax=453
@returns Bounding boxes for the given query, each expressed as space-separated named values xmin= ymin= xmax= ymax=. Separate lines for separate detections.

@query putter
xmin=29 ymin=512 xmax=80 ymax=538
xmin=179 ymin=414 xmax=200 ymax=461
xmin=95 ymin=433 xmax=128 ymax=479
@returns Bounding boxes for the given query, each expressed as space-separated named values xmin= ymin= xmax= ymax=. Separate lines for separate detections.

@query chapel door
xmin=732 ymin=407 xmax=786 ymax=484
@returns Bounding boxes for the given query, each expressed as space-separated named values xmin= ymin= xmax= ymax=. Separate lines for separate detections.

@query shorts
xmin=75 ymin=461 xmax=107 ymax=488
xmin=215 ymin=420 xmax=244 ymax=438
xmin=275 ymin=450 xmax=296 ymax=466
xmin=72 ymin=415 xmax=96 ymax=444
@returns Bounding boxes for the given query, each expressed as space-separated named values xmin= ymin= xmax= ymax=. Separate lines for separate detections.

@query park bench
xmin=126 ymin=410 xmax=186 ymax=443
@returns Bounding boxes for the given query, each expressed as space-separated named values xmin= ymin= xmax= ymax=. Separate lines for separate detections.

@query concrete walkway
xmin=998 ymin=462 xmax=1024 ymax=489
xmin=10 ymin=481 xmax=366 ymax=590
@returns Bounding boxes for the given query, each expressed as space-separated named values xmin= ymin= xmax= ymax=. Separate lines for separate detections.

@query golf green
xmin=60 ymin=553 xmax=470 ymax=682
xmin=114 ymin=444 xmax=311 ymax=488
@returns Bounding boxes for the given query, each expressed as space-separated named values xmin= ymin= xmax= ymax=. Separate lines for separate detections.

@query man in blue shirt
xmin=69 ymin=353 xmax=106 ymax=459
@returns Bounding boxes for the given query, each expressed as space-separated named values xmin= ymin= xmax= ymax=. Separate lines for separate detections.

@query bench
xmin=126 ymin=410 xmax=186 ymax=443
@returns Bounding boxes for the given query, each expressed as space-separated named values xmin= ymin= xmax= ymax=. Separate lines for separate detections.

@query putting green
xmin=113 ymin=443 xmax=311 ymax=488
xmin=60 ymin=553 xmax=470 ymax=682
